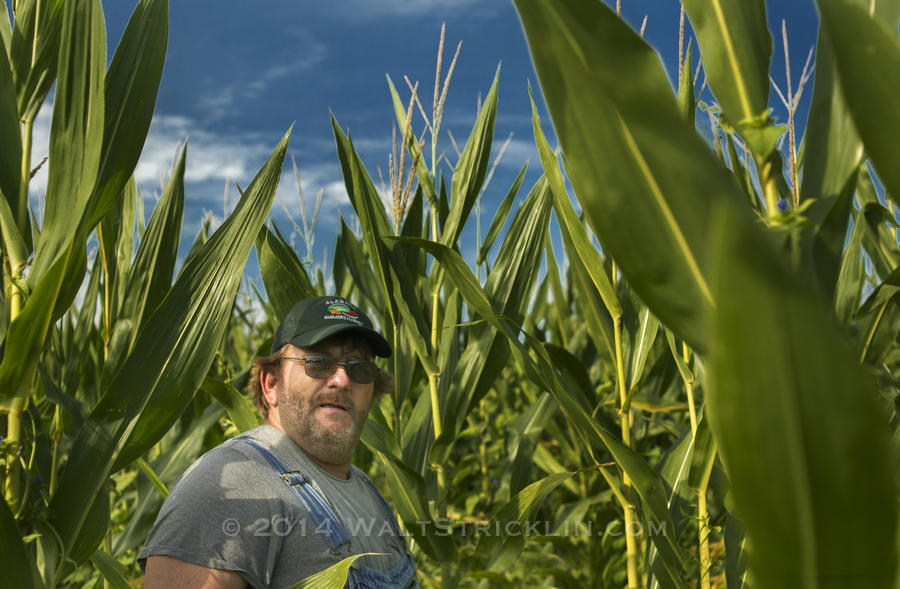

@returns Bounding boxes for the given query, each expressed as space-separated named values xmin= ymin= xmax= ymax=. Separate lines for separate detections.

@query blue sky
xmin=23 ymin=0 xmax=821 ymax=286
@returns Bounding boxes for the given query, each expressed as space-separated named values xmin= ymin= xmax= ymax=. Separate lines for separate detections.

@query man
xmin=140 ymin=296 xmax=418 ymax=588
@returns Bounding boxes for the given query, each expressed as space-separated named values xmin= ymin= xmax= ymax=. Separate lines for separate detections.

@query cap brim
xmin=288 ymin=324 xmax=392 ymax=357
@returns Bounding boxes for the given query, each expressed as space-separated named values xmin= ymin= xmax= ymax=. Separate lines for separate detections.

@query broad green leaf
xmin=256 ymin=222 xmax=316 ymax=320
xmin=833 ymin=205 xmax=867 ymax=322
xmin=117 ymin=144 xmax=185 ymax=340
xmin=288 ymin=553 xmax=386 ymax=589
xmin=30 ymin=0 xmax=105 ymax=285
xmin=478 ymin=162 xmax=526 ymax=265
xmin=379 ymin=452 xmax=457 ymax=562
xmin=856 ymin=168 xmax=900 ymax=280
xmin=515 ymin=0 xmax=747 ymax=353
xmin=681 ymin=0 xmax=771 ymax=129
xmin=0 ymin=3 xmax=11 ymax=52
xmin=69 ymin=488 xmax=110 ymax=565
xmin=0 ymin=491 xmax=36 ymax=588
xmin=84 ymin=0 xmax=168 ymax=230
xmin=817 ymin=0 xmax=900 ymax=202
xmin=627 ymin=303 xmax=659 ymax=394
xmin=0 ymin=251 xmax=67 ymax=407
xmin=10 ymin=0 xmax=65 ymax=121
xmin=707 ymin=206 xmax=898 ymax=589
xmin=799 ymin=24 xmax=863 ymax=209
xmin=47 ymin=128 xmax=291 ymax=556
xmin=0 ymin=43 xmax=24 ymax=262
xmin=201 ymin=376 xmax=260 ymax=433
xmin=687 ymin=416 xmax=716 ymax=491
xmin=531 ymin=91 xmax=621 ymax=319
xmin=479 ymin=471 xmax=580 ymax=571
xmin=90 ymin=550 xmax=131 ymax=589
xmin=442 ymin=66 xmax=499 ymax=247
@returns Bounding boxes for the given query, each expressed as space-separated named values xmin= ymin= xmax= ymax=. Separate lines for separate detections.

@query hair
xmin=248 ymin=334 xmax=393 ymax=419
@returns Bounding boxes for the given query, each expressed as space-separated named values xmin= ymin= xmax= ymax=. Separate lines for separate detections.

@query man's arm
xmin=144 ymin=555 xmax=247 ymax=589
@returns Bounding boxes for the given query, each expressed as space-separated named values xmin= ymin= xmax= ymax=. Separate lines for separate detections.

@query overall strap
xmin=239 ymin=438 xmax=352 ymax=555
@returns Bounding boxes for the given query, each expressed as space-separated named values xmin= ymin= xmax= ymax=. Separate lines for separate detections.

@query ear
xmin=260 ymin=365 xmax=280 ymax=409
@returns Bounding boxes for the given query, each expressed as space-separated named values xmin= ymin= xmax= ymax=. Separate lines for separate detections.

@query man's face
xmin=274 ymin=340 xmax=376 ymax=467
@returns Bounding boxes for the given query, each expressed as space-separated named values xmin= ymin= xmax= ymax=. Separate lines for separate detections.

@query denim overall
xmin=241 ymin=439 xmax=419 ymax=588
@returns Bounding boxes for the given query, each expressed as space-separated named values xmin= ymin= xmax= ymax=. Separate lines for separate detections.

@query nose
xmin=327 ymin=363 xmax=350 ymax=388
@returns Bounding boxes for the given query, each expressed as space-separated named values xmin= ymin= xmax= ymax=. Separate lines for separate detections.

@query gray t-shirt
xmin=138 ymin=425 xmax=409 ymax=588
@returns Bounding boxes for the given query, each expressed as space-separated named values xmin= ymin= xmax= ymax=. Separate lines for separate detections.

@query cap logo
xmin=327 ymin=302 xmax=359 ymax=319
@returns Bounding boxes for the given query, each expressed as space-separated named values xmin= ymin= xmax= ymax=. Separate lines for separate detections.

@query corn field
xmin=1 ymin=0 xmax=898 ymax=587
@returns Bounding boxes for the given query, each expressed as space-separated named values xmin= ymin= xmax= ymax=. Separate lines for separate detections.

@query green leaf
xmin=256 ymin=222 xmax=316 ymax=320
xmin=687 ymin=416 xmax=716 ymax=491
xmin=531 ymin=90 xmax=621 ymax=319
xmin=29 ymin=0 xmax=105 ymax=285
xmin=707 ymin=205 xmax=898 ymax=588
xmin=681 ymin=0 xmax=771 ymax=128
xmin=10 ymin=0 xmax=65 ymax=121
xmin=288 ymin=553 xmax=387 ymax=589
xmin=627 ymin=303 xmax=659 ymax=394
xmin=515 ymin=0 xmax=746 ymax=353
xmin=47 ymin=128 xmax=291 ymax=557
xmin=117 ymin=144 xmax=185 ymax=339
xmin=833 ymin=204 xmax=867 ymax=322
xmin=817 ymin=0 xmax=900 ymax=202
xmin=0 ymin=491 xmax=36 ymax=588
xmin=84 ymin=0 xmax=168 ymax=230
xmin=479 ymin=470 xmax=580 ymax=570
xmin=201 ymin=376 xmax=261 ymax=433
xmin=90 ymin=550 xmax=132 ymax=589
xmin=0 ymin=41 xmax=24 ymax=261
xmin=442 ymin=66 xmax=499 ymax=247
xmin=478 ymin=162 xmax=526 ymax=265
xmin=378 ymin=452 xmax=457 ymax=563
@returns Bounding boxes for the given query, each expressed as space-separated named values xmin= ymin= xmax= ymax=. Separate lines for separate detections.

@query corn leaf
xmin=256 ymin=222 xmax=316 ymax=320
xmin=442 ymin=66 xmax=499 ymax=247
xmin=288 ymin=553 xmax=386 ymax=589
xmin=515 ymin=0 xmax=746 ymax=353
xmin=479 ymin=471 xmax=580 ymax=570
xmin=379 ymin=452 xmax=457 ymax=563
xmin=90 ymin=550 xmax=132 ymax=589
xmin=833 ymin=205 xmax=868 ymax=323
xmin=47 ymin=129 xmax=290 ymax=556
xmin=10 ymin=0 xmax=64 ymax=121
xmin=706 ymin=205 xmax=897 ymax=588
xmin=117 ymin=144 xmax=185 ymax=340
xmin=0 ymin=43 xmax=22 ymax=255
xmin=817 ymin=0 xmax=900 ymax=202
xmin=84 ymin=0 xmax=168 ymax=230
xmin=0 ymin=493 xmax=36 ymax=588
xmin=531 ymin=91 xmax=621 ymax=320
xmin=201 ymin=376 xmax=260 ymax=433
xmin=29 ymin=0 xmax=105 ymax=285
xmin=478 ymin=162 xmax=526 ymax=265
xmin=680 ymin=0 xmax=771 ymax=129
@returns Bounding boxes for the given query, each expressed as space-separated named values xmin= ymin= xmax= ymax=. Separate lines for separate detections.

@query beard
xmin=278 ymin=385 xmax=371 ymax=467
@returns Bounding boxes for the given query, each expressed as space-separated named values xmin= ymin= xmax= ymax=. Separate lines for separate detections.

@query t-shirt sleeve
xmin=138 ymin=445 xmax=286 ymax=588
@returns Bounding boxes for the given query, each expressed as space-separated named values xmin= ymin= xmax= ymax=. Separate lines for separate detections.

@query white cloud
xmin=342 ymin=0 xmax=483 ymax=17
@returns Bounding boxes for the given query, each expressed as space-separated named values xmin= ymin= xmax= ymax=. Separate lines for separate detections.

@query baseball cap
xmin=271 ymin=296 xmax=392 ymax=357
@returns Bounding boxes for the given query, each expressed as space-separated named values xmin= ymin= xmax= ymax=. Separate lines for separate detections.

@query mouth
xmin=317 ymin=402 xmax=349 ymax=413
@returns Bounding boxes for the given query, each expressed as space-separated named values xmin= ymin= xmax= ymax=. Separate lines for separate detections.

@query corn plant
xmin=0 ymin=0 xmax=291 ymax=586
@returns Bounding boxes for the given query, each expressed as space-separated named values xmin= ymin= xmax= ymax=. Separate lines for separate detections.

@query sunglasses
xmin=283 ymin=355 xmax=378 ymax=384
